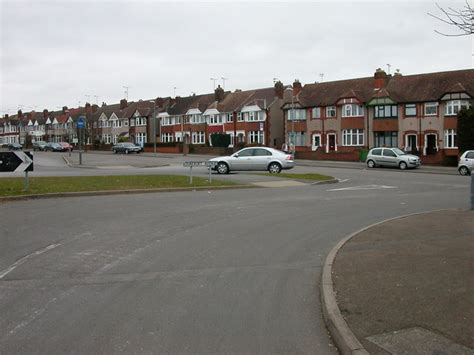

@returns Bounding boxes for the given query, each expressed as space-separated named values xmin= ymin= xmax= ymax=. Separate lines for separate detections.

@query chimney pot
xmin=292 ymin=79 xmax=302 ymax=96
xmin=274 ymin=81 xmax=284 ymax=99
xmin=215 ymin=85 xmax=225 ymax=102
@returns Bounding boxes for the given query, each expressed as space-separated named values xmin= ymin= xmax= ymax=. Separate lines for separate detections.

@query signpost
xmin=183 ymin=161 xmax=217 ymax=184
xmin=0 ymin=151 xmax=34 ymax=191
xmin=77 ymin=116 xmax=85 ymax=165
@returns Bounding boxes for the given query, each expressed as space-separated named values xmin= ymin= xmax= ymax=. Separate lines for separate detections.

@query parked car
xmin=44 ymin=142 xmax=66 ymax=152
xmin=457 ymin=150 xmax=474 ymax=176
xmin=8 ymin=143 xmax=23 ymax=150
xmin=366 ymin=147 xmax=421 ymax=170
xmin=32 ymin=141 xmax=48 ymax=151
xmin=59 ymin=142 xmax=74 ymax=151
xmin=209 ymin=147 xmax=294 ymax=174
xmin=112 ymin=142 xmax=142 ymax=154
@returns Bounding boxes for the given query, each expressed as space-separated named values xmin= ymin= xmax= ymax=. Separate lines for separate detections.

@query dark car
xmin=112 ymin=142 xmax=141 ymax=154
xmin=32 ymin=141 xmax=48 ymax=151
xmin=8 ymin=143 xmax=23 ymax=150
xmin=44 ymin=142 xmax=66 ymax=152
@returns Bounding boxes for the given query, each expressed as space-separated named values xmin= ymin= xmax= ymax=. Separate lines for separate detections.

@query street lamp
xmin=149 ymin=100 xmax=157 ymax=157
xmin=285 ymin=87 xmax=295 ymax=152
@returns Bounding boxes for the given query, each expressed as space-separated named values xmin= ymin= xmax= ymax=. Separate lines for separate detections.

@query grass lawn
xmin=0 ymin=175 xmax=236 ymax=197
xmin=259 ymin=172 xmax=334 ymax=181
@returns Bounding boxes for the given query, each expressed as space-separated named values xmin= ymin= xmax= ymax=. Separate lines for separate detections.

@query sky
xmin=1 ymin=0 xmax=473 ymax=115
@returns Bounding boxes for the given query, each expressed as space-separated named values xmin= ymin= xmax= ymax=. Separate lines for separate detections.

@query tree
xmin=428 ymin=1 xmax=473 ymax=36
xmin=457 ymin=106 xmax=474 ymax=153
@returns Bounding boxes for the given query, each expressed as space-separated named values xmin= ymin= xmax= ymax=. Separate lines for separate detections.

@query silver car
xmin=457 ymin=150 xmax=474 ymax=176
xmin=209 ymin=147 xmax=294 ymax=174
xmin=366 ymin=147 xmax=421 ymax=170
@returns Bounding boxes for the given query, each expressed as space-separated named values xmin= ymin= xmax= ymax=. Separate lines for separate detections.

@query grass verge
xmin=259 ymin=172 xmax=334 ymax=181
xmin=0 ymin=175 xmax=235 ymax=197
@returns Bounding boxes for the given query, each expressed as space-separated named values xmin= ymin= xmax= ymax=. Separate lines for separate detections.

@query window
xmin=383 ymin=149 xmax=397 ymax=157
xmin=444 ymin=129 xmax=457 ymax=148
xmin=248 ymin=131 xmax=264 ymax=144
xmin=136 ymin=132 xmax=147 ymax=145
xmin=424 ymin=102 xmax=438 ymax=116
xmin=374 ymin=131 xmax=398 ymax=147
xmin=192 ymin=131 xmax=205 ymax=144
xmin=288 ymin=109 xmax=306 ymax=120
xmin=288 ymin=131 xmax=306 ymax=146
xmin=342 ymin=104 xmax=364 ymax=117
xmin=311 ymin=107 xmax=321 ymax=119
xmin=326 ymin=106 xmax=336 ymax=118
xmin=374 ymin=105 xmax=398 ymax=118
xmin=342 ymin=129 xmax=364 ymax=146
xmin=208 ymin=114 xmax=223 ymax=125
xmin=371 ymin=148 xmax=382 ymax=156
xmin=238 ymin=149 xmax=254 ymax=157
xmin=444 ymin=100 xmax=470 ymax=116
xmin=405 ymin=104 xmax=416 ymax=117
xmin=237 ymin=112 xmax=243 ymax=122
xmin=226 ymin=113 xmax=233 ymax=122
xmin=161 ymin=133 xmax=173 ymax=142
xmin=253 ymin=148 xmax=272 ymax=156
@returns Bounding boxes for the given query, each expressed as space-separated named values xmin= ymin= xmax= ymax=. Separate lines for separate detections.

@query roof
xmin=298 ymin=69 xmax=474 ymax=106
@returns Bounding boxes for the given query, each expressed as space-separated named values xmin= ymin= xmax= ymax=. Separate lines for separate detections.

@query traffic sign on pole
xmin=77 ymin=116 xmax=85 ymax=129
xmin=0 ymin=151 xmax=33 ymax=172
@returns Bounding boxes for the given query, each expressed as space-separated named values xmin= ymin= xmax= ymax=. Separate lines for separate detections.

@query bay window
xmin=444 ymin=129 xmax=457 ymax=148
xmin=444 ymin=100 xmax=470 ymax=116
xmin=342 ymin=104 xmax=364 ymax=117
xmin=342 ymin=129 xmax=364 ymax=146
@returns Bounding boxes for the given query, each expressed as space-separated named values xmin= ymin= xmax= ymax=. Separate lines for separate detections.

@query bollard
xmin=471 ymin=168 xmax=474 ymax=210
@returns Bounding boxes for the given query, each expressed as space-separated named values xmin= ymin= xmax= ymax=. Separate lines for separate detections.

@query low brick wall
xmin=296 ymin=150 xmax=360 ymax=162
xmin=192 ymin=146 xmax=233 ymax=156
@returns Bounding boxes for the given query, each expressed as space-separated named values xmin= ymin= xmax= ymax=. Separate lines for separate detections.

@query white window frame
xmin=424 ymin=102 xmax=438 ymax=116
xmin=342 ymin=104 xmax=364 ymax=117
xmin=342 ymin=129 xmax=364 ymax=146
xmin=288 ymin=109 xmax=306 ymax=121
xmin=311 ymin=107 xmax=321 ymax=119
xmin=326 ymin=106 xmax=336 ymax=117
xmin=192 ymin=131 xmax=205 ymax=144
xmin=248 ymin=131 xmax=264 ymax=144
xmin=444 ymin=129 xmax=457 ymax=148
xmin=444 ymin=100 xmax=470 ymax=116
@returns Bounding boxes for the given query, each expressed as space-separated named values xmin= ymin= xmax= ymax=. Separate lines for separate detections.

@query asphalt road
xmin=0 ymin=152 xmax=470 ymax=353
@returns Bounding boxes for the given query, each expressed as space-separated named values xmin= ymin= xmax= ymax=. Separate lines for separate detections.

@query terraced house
xmin=282 ymin=68 xmax=473 ymax=164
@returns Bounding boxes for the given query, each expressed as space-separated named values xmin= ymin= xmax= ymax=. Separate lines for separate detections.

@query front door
xmin=312 ymin=134 xmax=321 ymax=151
xmin=407 ymin=135 xmax=417 ymax=154
xmin=426 ymin=134 xmax=437 ymax=155
xmin=328 ymin=134 xmax=336 ymax=151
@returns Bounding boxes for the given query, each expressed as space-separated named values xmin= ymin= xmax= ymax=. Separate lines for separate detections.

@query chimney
xmin=393 ymin=69 xmax=402 ymax=77
xmin=4 ymin=114 xmax=9 ymax=119
xmin=17 ymin=110 xmax=23 ymax=118
xmin=374 ymin=68 xmax=388 ymax=89
xmin=43 ymin=109 xmax=49 ymax=118
xmin=274 ymin=80 xmax=284 ymax=99
xmin=102 ymin=102 xmax=107 ymax=107
xmin=292 ymin=79 xmax=302 ymax=96
xmin=92 ymin=104 xmax=99 ymax=113
xmin=62 ymin=106 xmax=68 ymax=114
xmin=120 ymin=99 xmax=128 ymax=110
xmin=85 ymin=102 xmax=92 ymax=114
xmin=155 ymin=97 xmax=164 ymax=107
xmin=215 ymin=85 xmax=225 ymax=102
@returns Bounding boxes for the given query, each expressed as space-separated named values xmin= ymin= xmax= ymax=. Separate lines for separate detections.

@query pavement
xmin=322 ymin=209 xmax=474 ymax=354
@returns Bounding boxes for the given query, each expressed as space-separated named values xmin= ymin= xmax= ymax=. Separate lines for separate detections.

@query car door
xmin=382 ymin=148 xmax=398 ymax=167
xmin=464 ymin=151 xmax=474 ymax=171
xmin=251 ymin=148 xmax=273 ymax=170
xmin=228 ymin=148 xmax=254 ymax=171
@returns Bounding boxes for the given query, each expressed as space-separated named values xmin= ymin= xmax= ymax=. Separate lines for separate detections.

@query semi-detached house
xmin=282 ymin=68 xmax=473 ymax=164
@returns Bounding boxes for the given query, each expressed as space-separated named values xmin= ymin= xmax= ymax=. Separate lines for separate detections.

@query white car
xmin=209 ymin=147 xmax=294 ymax=174
xmin=457 ymin=150 xmax=474 ymax=176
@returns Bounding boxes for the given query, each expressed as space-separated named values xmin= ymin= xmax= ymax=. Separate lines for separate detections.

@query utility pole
xmin=173 ymin=87 xmax=178 ymax=97
xmin=386 ymin=64 xmax=391 ymax=75
xmin=149 ymin=100 xmax=157 ymax=157
xmin=319 ymin=73 xmax=324 ymax=82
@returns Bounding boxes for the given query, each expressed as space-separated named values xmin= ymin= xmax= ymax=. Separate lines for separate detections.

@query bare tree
xmin=428 ymin=1 xmax=473 ymax=36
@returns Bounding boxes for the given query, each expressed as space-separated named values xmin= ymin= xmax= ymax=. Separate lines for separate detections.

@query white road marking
xmin=0 ymin=243 xmax=61 ymax=279
xmin=327 ymin=184 xmax=397 ymax=192
xmin=337 ymin=179 xmax=349 ymax=183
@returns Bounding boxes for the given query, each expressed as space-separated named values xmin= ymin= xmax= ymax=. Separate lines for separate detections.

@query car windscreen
xmin=392 ymin=148 xmax=406 ymax=155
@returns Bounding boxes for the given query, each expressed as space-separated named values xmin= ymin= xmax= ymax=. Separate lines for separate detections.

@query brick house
xmin=282 ymin=69 xmax=474 ymax=163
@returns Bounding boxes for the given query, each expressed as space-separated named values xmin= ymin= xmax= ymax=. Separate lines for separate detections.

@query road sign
xmin=183 ymin=161 xmax=217 ymax=167
xmin=0 ymin=151 xmax=33 ymax=172
xmin=77 ymin=116 xmax=85 ymax=129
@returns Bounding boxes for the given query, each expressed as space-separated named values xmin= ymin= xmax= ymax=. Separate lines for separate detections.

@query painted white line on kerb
xmin=327 ymin=184 xmax=397 ymax=192
xmin=0 ymin=243 xmax=61 ymax=279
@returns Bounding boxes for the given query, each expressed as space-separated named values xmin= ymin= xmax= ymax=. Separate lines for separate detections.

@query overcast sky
xmin=1 ymin=0 xmax=473 ymax=115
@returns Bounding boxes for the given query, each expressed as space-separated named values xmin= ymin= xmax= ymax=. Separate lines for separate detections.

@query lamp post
xmin=149 ymin=100 xmax=157 ymax=157
xmin=285 ymin=87 xmax=295 ymax=152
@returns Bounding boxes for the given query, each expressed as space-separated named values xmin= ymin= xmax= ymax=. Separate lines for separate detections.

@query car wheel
xmin=367 ymin=160 xmax=375 ymax=168
xmin=399 ymin=161 xmax=407 ymax=170
xmin=217 ymin=162 xmax=229 ymax=174
xmin=268 ymin=162 xmax=282 ymax=174
xmin=458 ymin=166 xmax=470 ymax=176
